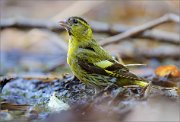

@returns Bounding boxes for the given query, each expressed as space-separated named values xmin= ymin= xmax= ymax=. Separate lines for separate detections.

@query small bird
xmin=59 ymin=17 xmax=148 ymax=88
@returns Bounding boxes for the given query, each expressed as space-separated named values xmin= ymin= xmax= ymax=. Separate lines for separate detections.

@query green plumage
xmin=60 ymin=17 xmax=148 ymax=88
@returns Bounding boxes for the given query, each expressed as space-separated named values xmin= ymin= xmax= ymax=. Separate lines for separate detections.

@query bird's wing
xmin=76 ymin=44 xmax=144 ymax=81
xmin=77 ymin=57 xmax=144 ymax=81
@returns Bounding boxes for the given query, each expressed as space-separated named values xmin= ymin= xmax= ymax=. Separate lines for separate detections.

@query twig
xmin=140 ymin=30 xmax=179 ymax=44
xmin=120 ymin=46 xmax=180 ymax=60
xmin=91 ymin=20 xmax=179 ymax=44
xmin=125 ymin=64 xmax=147 ymax=68
xmin=1 ymin=74 xmax=61 ymax=81
xmin=100 ymin=13 xmax=180 ymax=46
xmin=0 ymin=14 xmax=179 ymax=45
xmin=0 ymin=18 xmax=60 ymax=32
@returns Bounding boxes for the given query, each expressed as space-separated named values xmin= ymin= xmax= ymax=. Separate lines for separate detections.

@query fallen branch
xmin=139 ymin=30 xmax=179 ymax=44
xmin=90 ymin=20 xmax=179 ymax=45
xmin=120 ymin=46 xmax=180 ymax=60
xmin=0 ymin=18 xmax=60 ymax=32
xmin=100 ymin=13 xmax=180 ymax=46
xmin=0 ymin=14 xmax=179 ymax=45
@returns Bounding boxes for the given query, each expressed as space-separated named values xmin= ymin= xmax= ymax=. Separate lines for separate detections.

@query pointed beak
xmin=59 ymin=20 xmax=70 ymax=29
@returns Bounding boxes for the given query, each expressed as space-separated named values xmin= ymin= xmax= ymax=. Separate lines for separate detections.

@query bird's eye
xmin=72 ymin=19 xmax=78 ymax=24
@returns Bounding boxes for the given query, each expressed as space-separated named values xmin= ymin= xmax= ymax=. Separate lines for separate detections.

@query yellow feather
xmin=95 ymin=60 xmax=113 ymax=69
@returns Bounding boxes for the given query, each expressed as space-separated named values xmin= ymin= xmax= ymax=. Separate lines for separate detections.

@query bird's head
xmin=59 ymin=17 xmax=93 ymax=40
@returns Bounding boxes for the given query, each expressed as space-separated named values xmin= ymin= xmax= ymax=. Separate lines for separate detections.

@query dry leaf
xmin=155 ymin=65 xmax=180 ymax=78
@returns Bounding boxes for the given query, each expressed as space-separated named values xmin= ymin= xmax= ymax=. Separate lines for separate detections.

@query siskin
xmin=59 ymin=17 xmax=148 ymax=89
